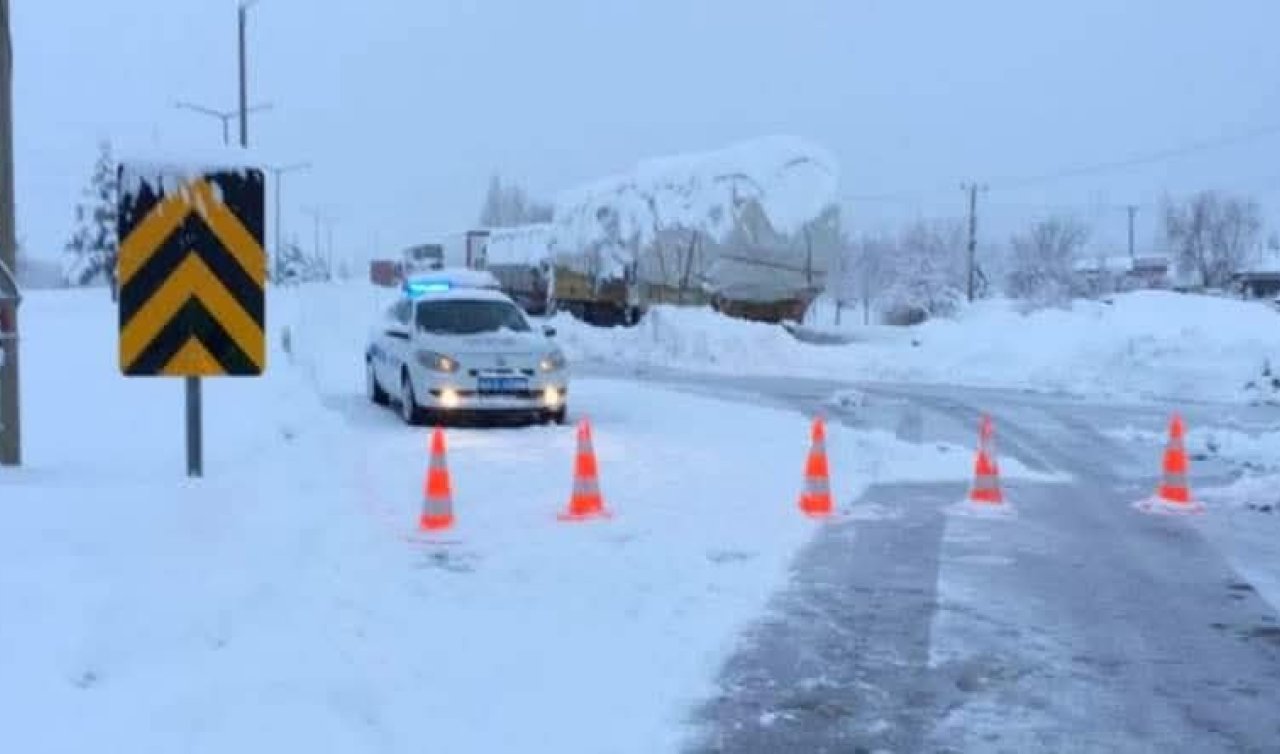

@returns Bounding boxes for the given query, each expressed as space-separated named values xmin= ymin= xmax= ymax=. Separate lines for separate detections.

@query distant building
xmin=1231 ymin=251 xmax=1280 ymax=300
xmin=1072 ymin=254 xmax=1171 ymax=296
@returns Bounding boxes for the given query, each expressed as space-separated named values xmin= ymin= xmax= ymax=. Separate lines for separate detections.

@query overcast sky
xmin=15 ymin=0 xmax=1280 ymax=263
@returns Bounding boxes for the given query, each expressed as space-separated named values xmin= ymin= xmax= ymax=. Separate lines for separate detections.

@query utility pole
xmin=238 ymin=1 xmax=254 ymax=148
xmin=266 ymin=162 xmax=311 ymax=280
xmin=302 ymin=206 xmax=324 ymax=276
xmin=0 ymin=0 xmax=20 ymax=466
xmin=1126 ymin=205 xmax=1137 ymax=260
xmin=326 ymin=219 xmax=334 ymax=275
xmin=962 ymin=183 xmax=988 ymax=302
xmin=308 ymin=209 xmax=321 ymax=261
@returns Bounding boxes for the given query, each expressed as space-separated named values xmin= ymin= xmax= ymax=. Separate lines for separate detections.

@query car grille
xmin=466 ymin=368 xmax=536 ymax=377
xmin=430 ymin=389 xmax=541 ymax=400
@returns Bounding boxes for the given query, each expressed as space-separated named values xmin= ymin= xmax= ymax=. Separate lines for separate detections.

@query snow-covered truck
xmin=474 ymin=136 xmax=841 ymax=326
xmin=368 ymin=243 xmax=445 ymax=287
xmin=441 ymin=230 xmax=490 ymax=270
xmin=481 ymin=224 xmax=641 ymax=324
xmin=548 ymin=135 xmax=840 ymax=324
xmin=403 ymin=243 xmax=444 ymax=275
xmin=483 ymin=224 xmax=553 ymax=315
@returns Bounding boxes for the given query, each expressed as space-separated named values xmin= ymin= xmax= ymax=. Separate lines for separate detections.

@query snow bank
xmin=553 ymin=304 xmax=810 ymax=370
xmin=886 ymin=292 xmax=1280 ymax=402
xmin=1200 ymin=474 xmax=1280 ymax=511
xmin=1108 ymin=424 xmax=1280 ymax=473
xmin=556 ymin=291 xmax=1280 ymax=404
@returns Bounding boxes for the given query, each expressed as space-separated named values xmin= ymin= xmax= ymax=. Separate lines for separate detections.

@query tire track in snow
xmin=665 ymin=372 xmax=1280 ymax=752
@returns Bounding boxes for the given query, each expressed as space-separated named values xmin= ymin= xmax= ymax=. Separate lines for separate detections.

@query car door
xmin=387 ymin=299 xmax=415 ymax=384
xmin=375 ymin=299 xmax=413 ymax=388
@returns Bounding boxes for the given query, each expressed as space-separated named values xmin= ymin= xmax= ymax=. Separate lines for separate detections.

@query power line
xmin=841 ymin=119 xmax=1280 ymax=204
xmin=988 ymin=121 xmax=1280 ymax=190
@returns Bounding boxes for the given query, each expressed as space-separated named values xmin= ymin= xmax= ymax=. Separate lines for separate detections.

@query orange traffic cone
xmin=559 ymin=418 xmax=609 ymax=521
xmin=799 ymin=416 xmax=834 ymax=518
xmin=1139 ymin=413 xmax=1203 ymax=513
xmin=968 ymin=415 xmax=1004 ymax=506
xmin=419 ymin=427 xmax=455 ymax=531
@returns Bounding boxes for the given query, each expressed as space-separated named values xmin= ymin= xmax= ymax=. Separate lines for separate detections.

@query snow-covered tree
xmin=273 ymin=238 xmax=331 ymax=285
xmin=1162 ymin=191 xmax=1261 ymax=289
xmin=63 ymin=140 xmax=119 ymax=299
xmin=828 ymin=232 xmax=894 ymax=325
xmin=1006 ymin=216 xmax=1089 ymax=307
xmin=478 ymin=174 xmax=553 ymax=228
xmin=882 ymin=219 xmax=968 ymax=323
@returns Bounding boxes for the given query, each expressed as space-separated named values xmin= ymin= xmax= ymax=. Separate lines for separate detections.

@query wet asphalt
xmin=580 ymin=365 xmax=1280 ymax=754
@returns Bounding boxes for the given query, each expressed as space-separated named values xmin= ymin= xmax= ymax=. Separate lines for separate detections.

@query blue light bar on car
xmin=404 ymin=280 xmax=452 ymax=296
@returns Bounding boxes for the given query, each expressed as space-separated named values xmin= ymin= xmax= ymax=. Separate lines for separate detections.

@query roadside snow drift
xmin=556 ymin=291 xmax=1280 ymax=404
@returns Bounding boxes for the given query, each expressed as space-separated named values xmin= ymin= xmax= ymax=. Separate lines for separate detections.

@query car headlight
xmin=538 ymin=349 xmax=567 ymax=372
xmin=416 ymin=350 xmax=459 ymax=373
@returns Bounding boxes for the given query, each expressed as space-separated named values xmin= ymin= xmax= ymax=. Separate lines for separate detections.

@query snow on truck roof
xmin=484 ymin=223 xmax=553 ymax=267
xmin=550 ymin=135 xmax=840 ymax=250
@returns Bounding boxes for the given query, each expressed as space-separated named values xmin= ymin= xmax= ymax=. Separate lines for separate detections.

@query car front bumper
xmin=414 ymin=373 xmax=568 ymax=414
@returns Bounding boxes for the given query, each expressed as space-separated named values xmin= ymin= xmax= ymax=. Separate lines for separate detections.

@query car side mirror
xmin=542 ymin=325 xmax=557 ymax=338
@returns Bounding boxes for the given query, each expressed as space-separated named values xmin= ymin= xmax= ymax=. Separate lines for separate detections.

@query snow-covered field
xmin=557 ymin=291 xmax=1280 ymax=404
xmin=0 ymin=283 xmax=1057 ymax=752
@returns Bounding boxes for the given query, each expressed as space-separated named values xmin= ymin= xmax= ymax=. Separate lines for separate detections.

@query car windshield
xmin=415 ymin=299 xmax=531 ymax=335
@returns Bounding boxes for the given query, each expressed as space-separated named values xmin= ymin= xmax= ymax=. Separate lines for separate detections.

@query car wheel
xmin=400 ymin=372 xmax=424 ymax=426
xmin=367 ymin=360 xmax=389 ymax=406
xmin=551 ymin=406 xmax=568 ymax=425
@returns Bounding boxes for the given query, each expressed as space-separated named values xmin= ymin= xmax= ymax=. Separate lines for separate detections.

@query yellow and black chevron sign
xmin=117 ymin=167 xmax=266 ymax=377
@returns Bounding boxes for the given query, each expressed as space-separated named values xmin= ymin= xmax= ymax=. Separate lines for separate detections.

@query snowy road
xmin=583 ymin=366 xmax=1280 ymax=753
xmin=8 ymin=287 xmax=1280 ymax=753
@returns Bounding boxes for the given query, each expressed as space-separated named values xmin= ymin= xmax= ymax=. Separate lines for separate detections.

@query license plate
xmin=477 ymin=376 xmax=528 ymax=393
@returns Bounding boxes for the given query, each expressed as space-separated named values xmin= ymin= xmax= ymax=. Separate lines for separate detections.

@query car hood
xmin=430 ymin=331 xmax=550 ymax=356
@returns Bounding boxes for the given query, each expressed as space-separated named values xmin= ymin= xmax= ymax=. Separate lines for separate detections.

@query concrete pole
xmin=0 ymin=0 xmax=21 ymax=466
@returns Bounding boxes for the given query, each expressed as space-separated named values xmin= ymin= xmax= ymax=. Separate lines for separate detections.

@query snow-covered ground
xmin=1107 ymin=424 xmax=1280 ymax=475
xmin=556 ymin=291 xmax=1280 ymax=404
xmin=1106 ymin=417 xmax=1280 ymax=614
xmin=0 ymin=283 xmax=1059 ymax=752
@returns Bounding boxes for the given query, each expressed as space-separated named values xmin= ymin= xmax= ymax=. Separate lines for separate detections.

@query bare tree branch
xmin=1163 ymin=190 xmax=1261 ymax=288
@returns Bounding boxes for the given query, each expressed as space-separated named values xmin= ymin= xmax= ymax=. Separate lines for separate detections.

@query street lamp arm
xmin=174 ymin=101 xmax=231 ymax=119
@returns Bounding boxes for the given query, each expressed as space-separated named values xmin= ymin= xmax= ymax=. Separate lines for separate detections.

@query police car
xmin=365 ymin=269 xmax=568 ymax=425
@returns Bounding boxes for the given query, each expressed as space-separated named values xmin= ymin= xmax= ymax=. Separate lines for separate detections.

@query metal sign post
xmin=116 ymin=165 xmax=266 ymax=478
xmin=186 ymin=377 xmax=202 ymax=476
